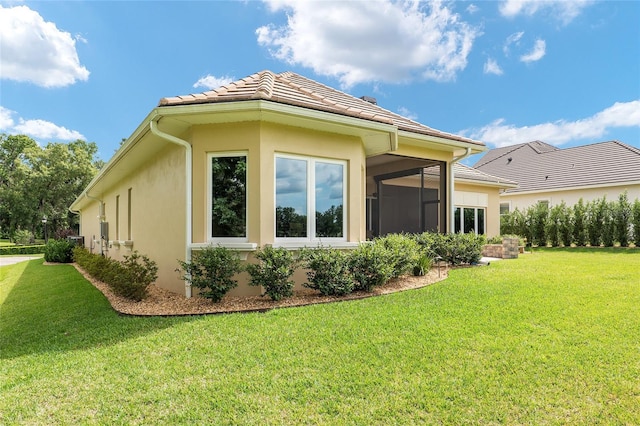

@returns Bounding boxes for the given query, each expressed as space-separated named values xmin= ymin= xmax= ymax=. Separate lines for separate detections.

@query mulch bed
xmin=61 ymin=262 xmax=449 ymax=316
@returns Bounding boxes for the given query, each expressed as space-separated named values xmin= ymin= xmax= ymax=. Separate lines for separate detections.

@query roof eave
xmin=397 ymin=129 xmax=486 ymax=155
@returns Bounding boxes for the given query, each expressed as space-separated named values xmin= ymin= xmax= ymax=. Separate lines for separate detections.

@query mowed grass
xmin=1 ymin=249 xmax=639 ymax=424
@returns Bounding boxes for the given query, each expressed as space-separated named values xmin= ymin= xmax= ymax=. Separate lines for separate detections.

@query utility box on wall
xmin=100 ymin=222 xmax=109 ymax=241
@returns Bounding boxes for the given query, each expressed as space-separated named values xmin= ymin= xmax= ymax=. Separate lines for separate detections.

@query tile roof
xmin=453 ymin=163 xmax=518 ymax=187
xmin=159 ymin=70 xmax=484 ymax=147
xmin=473 ymin=140 xmax=640 ymax=193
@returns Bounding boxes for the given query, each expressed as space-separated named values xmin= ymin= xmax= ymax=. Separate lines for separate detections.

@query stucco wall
xmin=454 ymin=182 xmax=502 ymax=238
xmin=79 ymin=144 xmax=187 ymax=294
xmin=503 ymin=184 xmax=640 ymax=212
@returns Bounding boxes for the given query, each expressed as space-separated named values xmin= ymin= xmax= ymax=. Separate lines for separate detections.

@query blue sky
xmin=1 ymin=0 xmax=638 ymax=165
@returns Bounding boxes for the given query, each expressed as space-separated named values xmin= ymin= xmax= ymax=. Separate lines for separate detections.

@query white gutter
xmin=149 ymin=118 xmax=193 ymax=298
xmin=449 ymin=148 xmax=472 ymax=233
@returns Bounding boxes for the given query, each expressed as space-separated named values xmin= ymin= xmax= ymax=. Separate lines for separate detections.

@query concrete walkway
xmin=0 ymin=256 xmax=43 ymax=267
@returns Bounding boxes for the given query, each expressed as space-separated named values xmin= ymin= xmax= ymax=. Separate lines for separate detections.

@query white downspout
xmin=449 ymin=148 xmax=471 ymax=234
xmin=149 ymin=118 xmax=194 ymax=298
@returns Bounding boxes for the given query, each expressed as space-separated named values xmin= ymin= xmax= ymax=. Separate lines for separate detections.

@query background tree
xmin=0 ymin=134 xmax=101 ymax=240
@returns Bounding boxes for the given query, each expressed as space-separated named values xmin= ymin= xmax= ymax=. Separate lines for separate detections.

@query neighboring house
xmin=474 ymin=140 xmax=640 ymax=213
xmin=71 ymin=70 xmax=494 ymax=297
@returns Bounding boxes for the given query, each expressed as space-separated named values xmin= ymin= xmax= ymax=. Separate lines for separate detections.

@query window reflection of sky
xmin=315 ymin=162 xmax=343 ymax=212
xmin=276 ymin=157 xmax=344 ymax=215
xmin=276 ymin=157 xmax=307 ymax=214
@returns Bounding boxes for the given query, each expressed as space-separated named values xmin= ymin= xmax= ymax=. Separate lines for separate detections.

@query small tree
xmin=632 ymin=199 xmax=640 ymax=247
xmin=177 ymin=246 xmax=243 ymax=302
xmin=572 ymin=198 xmax=588 ymax=246
xmin=587 ymin=198 xmax=606 ymax=246
xmin=528 ymin=202 xmax=549 ymax=246
xmin=601 ymin=200 xmax=615 ymax=247
xmin=613 ymin=192 xmax=632 ymax=247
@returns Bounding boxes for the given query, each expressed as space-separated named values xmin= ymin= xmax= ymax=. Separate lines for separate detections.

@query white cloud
xmin=193 ymin=74 xmax=235 ymax=90
xmin=257 ymin=0 xmax=479 ymax=88
xmin=503 ymin=31 xmax=524 ymax=56
xmin=466 ymin=4 xmax=479 ymax=14
xmin=520 ymin=39 xmax=546 ymax=63
xmin=499 ymin=0 xmax=592 ymax=25
xmin=397 ymin=107 xmax=418 ymax=121
xmin=0 ymin=106 xmax=15 ymax=129
xmin=483 ymin=58 xmax=503 ymax=75
xmin=0 ymin=5 xmax=90 ymax=88
xmin=462 ymin=100 xmax=640 ymax=147
xmin=0 ymin=106 xmax=84 ymax=141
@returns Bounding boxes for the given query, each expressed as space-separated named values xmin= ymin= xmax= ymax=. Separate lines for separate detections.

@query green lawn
xmin=1 ymin=249 xmax=639 ymax=424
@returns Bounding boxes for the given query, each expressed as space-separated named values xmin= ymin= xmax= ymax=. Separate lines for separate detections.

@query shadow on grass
xmin=0 ymin=259 xmax=197 ymax=360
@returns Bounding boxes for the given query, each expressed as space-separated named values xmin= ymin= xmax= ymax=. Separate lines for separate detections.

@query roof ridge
xmin=611 ymin=140 xmax=640 ymax=156
xmin=251 ymin=70 xmax=276 ymax=100
xmin=474 ymin=143 xmax=527 ymax=167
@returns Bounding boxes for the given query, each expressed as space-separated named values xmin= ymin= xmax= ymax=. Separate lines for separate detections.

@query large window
xmin=209 ymin=153 xmax=247 ymax=240
xmin=454 ymin=207 xmax=485 ymax=234
xmin=275 ymin=155 xmax=345 ymax=241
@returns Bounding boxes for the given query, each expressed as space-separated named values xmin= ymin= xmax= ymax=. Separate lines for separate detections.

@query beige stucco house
xmin=70 ymin=70 xmax=510 ymax=297
xmin=474 ymin=140 xmax=640 ymax=212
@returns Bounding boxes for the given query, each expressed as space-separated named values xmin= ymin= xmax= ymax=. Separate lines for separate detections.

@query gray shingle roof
xmin=473 ymin=140 xmax=640 ymax=193
xmin=159 ymin=70 xmax=484 ymax=147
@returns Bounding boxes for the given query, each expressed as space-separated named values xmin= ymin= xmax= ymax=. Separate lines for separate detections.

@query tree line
xmin=501 ymin=193 xmax=640 ymax=247
xmin=0 ymin=134 xmax=103 ymax=242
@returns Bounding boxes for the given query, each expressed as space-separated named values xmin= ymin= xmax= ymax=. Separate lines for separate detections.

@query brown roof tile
xmin=159 ymin=70 xmax=484 ymax=147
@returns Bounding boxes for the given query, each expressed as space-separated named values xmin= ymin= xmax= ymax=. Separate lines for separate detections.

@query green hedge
xmin=0 ymin=245 xmax=46 ymax=255
xmin=501 ymin=193 xmax=640 ymax=247
xmin=73 ymin=247 xmax=158 ymax=301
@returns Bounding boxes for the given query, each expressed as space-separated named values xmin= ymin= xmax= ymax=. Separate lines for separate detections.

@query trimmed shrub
xmin=349 ymin=241 xmax=395 ymax=292
xmin=246 ymin=246 xmax=297 ymax=301
xmin=300 ymin=247 xmax=354 ymax=296
xmin=178 ymin=246 xmax=242 ymax=302
xmin=111 ymin=251 xmax=158 ymax=301
xmin=44 ymin=239 xmax=74 ymax=263
xmin=377 ymin=233 xmax=421 ymax=278
xmin=412 ymin=232 xmax=485 ymax=265
xmin=0 ymin=245 xmax=45 ymax=255
xmin=73 ymin=247 xmax=158 ymax=301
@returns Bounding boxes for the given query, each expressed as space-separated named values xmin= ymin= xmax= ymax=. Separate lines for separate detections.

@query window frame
xmin=207 ymin=151 xmax=249 ymax=243
xmin=274 ymin=153 xmax=347 ymax=244
xmin=454 ymin=206 xmax=486 ymax=235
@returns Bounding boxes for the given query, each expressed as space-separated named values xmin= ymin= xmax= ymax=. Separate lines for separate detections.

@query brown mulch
xmin=60 ymin=262 xmax=448 ymax=316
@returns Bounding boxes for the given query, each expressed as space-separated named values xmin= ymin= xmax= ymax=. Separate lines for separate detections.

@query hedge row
xmin=501 ymin=193 xmax=640 ymax=247
xmin=73 ymin=247 xmax=158 ymax=301
xmin=178 ymin=232 xmax=486 ymax=303
xmin=0 ymin=245 xmax=46 ymax=255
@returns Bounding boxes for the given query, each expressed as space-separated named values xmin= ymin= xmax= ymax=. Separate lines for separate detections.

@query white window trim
xmin=500 ymin=201 xmax=511 ymax=215
xmin=274 ymin=153 xmax=347 ymax=244
xmin=454 ymin=206 xmax=487 ymax=235
xmin=207 ymin=152 xmax=249 ymax=243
